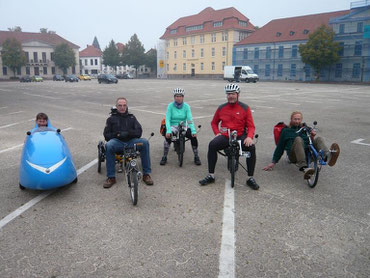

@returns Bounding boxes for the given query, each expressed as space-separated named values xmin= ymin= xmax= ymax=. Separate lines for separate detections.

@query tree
xmin=40 ymin=28 xmax=56 ymax=34
xmin=299 ymin=25 xmax=341 ymax=80
xmin=8 ymin=26 xmax=22 ymax=32
xmin=144 ymin=48 xmax=157 ymax=75
xmin=122 ymin=34 xmax=146 ymax=77
xmin=54 ymin=43 xmax=76 ymax=74
xmin=1 ymin=38 xmax=27 ymax=77
xmin=92 ymin=36 xmax=101 ymax=50
xmin=102 ymin=40 xmax=121 ymax=72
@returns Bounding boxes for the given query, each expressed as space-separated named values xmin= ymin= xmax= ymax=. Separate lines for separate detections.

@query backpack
xmin=160 ymin=116 xmax=166 ymax=136
xmin=274 ymin=122 xmax=287 ymax=145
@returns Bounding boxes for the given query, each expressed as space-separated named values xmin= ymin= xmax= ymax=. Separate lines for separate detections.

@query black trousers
xmin=207 ymin=135 xmax=256 ymax=176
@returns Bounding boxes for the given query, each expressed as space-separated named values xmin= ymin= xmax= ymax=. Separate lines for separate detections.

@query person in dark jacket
xmin=103 ymin=97 xmax=153 ymax=188
xmin=263 ymin=111 xmax=340 ymax=179
xmin=199 ymin=83 xmax=259 ymax=190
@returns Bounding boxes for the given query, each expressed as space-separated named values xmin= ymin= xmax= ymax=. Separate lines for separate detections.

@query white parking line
xmin=0 ymin=158 xmax=98 ymax=230
xmin=193 ymin=115 xmax=214 ymax=120
xmin=129 ymin=108 xmax=164 ymax=116
xmin=23 ymin=92 xmax=60 ymax=100
xmin=0 ymin=106 xmax=8 ymax=110
xmin=218 ymin=179 xmax=235 ymax=278
xmin=0 ymin=119 xmax=34 ymax=129
xmin=8 ymin=111 xmax=24 ymax=115
xmin=351 ymin=138 xmax=370 ymax=146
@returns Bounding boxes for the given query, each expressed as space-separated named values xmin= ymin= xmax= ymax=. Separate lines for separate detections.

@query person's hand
xmin=192 ymin=133 xmax=197 ymax=137
xmin=263 ymin=163 xmax=275 ymax=171
xmin=165 ymin=133 xmax=171 ymax=139
xmin=215 ymin=133 xmax=222 ymax=137
xmin=117 ymin=131 xmax=128 ymax=138
xmin=244 ymin=137 xmax=254 ymax=147
xmin=310 ymin=129 xmax=317 ymax=136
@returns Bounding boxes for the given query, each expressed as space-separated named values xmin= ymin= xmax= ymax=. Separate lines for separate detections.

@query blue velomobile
xmin=19 ymin=122 xmax=77 ymax=190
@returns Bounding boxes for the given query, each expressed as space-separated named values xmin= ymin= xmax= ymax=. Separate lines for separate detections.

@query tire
xmin=129 ymin=170 xmax=138 ymax=205
xmin=178 ymin=137 xmax=185 ymax=167
xmin=307 ymin=157 xmax=320 ymax=188
xmin=98 ymin=147 xmax=102 ymax=173
xmin=246 ymin=79 xmax=250 ymax=83
xmin=19 ymin=183 xmax=25 ymax=190
xmin=230 ymin=155 xmax=236 ymax=188
xmin=71 ymin=177 xmax=78 ymax=184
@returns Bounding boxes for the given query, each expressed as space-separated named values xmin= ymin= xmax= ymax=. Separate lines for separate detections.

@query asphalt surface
xmin=0 ymin=79 xmax=369 ymax=277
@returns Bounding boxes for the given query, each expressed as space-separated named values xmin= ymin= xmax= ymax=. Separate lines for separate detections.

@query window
xmin=26 ymin=67 xmax=30 ymax=75
xmin=85 ymin=59 xmax=88 ymax=66
xmin=303 ymin=29 xmax=309 ymax=34
xmin=222 ymin=47 xmax=226 ymax=57
xmin=166 ymin=52 xmax=169 ymax=60
xmin=43 ymin=67 xmax=47 ymax=75
xmin=303 ymin=65 xmax=310 ymax=78
xmin=211 ymin=62 xmax=215 ymax=71
xmin=243 ymin=48 xmax=248 ymax=59
xmin=266 ymin=47 xmax=271 ymax=59
xmin=90 ymin=59 xmax=93 ymax=65
xmin=278 ymin=46 xmax=284 ymax=58
xmin=290 ymin=31 xmax=295 ymax=36
xmin=200 ymin=48 xmax=204 ymax=58
xmin=170 ymin=29 xmax=177 ymax=34
xmin=95 ymin=59 xmax=98 ymax=65
xmin=51 ymin=67 xmax=55 ymax=75
xmin=291 ymin=45 xmax=297 ymax=58
xmin=42 ymin=52 xmax=46 ymax=63
xmin=192 ymin=49 xmax=195 ymax=58
xmin=166 ymin=64 xmax=169 ymax=71
xmin=239 ymin=32 xmax=247 ymax=41
xmin=265 ymin=64 xmax=271 ymax=77
xmin=214 ymin=21 xmax=223 ymax=27
xmin=290 ymin=64 xmax=296 ymax=77
xmin=335 ymin=63 xmax=342 ymax=78
xmin=174 ymin=51 xmax=177 ymax=59
xmin=222 ymin=61 xmax=225 ymax=70
xmin=16 ymin=67 xmax=21 ymax=75
xmin=200 ymin=62 xmax=204 ymax=70
xmin=173 ymin=39 xmax=178 ymax=46
xmin=357 ymin=22 xmax=363 ymax=33
xmin=239 ymin=20 xmax=248 ymax=27
xmin=338 ymin=42 xmax=344 ymax=56
xmin=33 ymin=52 xmax=38 ymax=62
xmin=186 ymin=25 xmax=203 ymax=32
xmin=183 ymin=50 xmax=186 ymax=58
xmin=276 ymin=32 xmax=282 ymax=37
xmin=85 ymin=70 xmax=89 ymax=74
xmin=183 ymin=63 xmax=186 ymax=71
xmin=211 ymin=33 xmax=216 ymax=42
xmin=183 ymin=37 xmax=187 ymax=45
xmin=222 ymin=32 xmax=228 ymax=41
xmin=191 ymin=36 xmax=195 ymax=44
xmin=254 ymin=47 xmax=259 ymax=59
xmin=200 ymin=35 xmax=205 ymax=43
xmin=174 ymin=63 xmax=177 ymax=71
xmin=277 ymin=64 xmax=283 ymax=77
xmin=339 ymin=24 xmax=345 ymax=34
xmin=25 ymin=52 xmax=29 ymax=62
xmin=354 ymin=41 xmax=362 ymax=56
xmin=352 ymin=63 xmax=361 ymax=78
xmin=34 ymin=67 xmax=39 ymax=75
xmin=211 ymin=48 xmax=215 ymax=57
xmin=253 ymin=65 xmax=259 ymax=74
xmin=72 ymin=66 xmax=75 ymax=74
xmin=2 ymin=67 xmax=7 ymax=75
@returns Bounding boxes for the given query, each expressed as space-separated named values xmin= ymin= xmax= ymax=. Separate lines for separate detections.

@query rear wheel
xmin=230 ymin=155 xmax=236 ymax=188
xmin=129 ymin=170 xmax=138 ymax=205
xmin=307 ymin=157 xmax=320 ymax=188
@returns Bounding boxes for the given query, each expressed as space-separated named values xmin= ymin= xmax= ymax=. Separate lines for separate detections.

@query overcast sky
xmin=0 ymin=0 xmax=353 ymax=51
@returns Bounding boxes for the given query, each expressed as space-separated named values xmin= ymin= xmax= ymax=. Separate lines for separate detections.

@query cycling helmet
xmin=224 ymin=83 xmax=240 ymax=94
xmin=173 ymin=88 xmax=185 ymax=96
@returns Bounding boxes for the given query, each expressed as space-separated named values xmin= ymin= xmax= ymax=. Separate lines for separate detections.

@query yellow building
xmin=160 ymin=7 xmax=256 ymax=78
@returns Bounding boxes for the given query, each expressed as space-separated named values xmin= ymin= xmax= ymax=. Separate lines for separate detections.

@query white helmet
xmin=173 ymin=88 xmax=185 ymax=96
xmin=224 ymin=83 xmax=240 ymax=94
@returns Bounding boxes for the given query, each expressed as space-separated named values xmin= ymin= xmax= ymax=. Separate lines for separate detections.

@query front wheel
xmin=128 ymin=170 xmax=138 ymax=205
xmin=230 ymin=155 xmax=236 ymax=188
xmin=307 ymin=157 xmax=320 ymax=188
xmin=177 ymin=137 xmax=185 ymax=167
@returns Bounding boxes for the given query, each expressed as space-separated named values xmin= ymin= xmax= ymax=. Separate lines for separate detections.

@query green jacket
xmin=272 ymin=125 xmax=309 ymax=163
xmin=165 ymin=102 xmax=196 ymax=134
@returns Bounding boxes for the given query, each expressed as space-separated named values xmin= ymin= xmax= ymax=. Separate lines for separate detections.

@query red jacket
xmin=211 ymin=101 xmax=255 ymax=138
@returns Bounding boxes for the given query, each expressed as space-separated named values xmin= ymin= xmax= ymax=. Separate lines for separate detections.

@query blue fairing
xmin=19 ymin=122 xmax=77 ymax=190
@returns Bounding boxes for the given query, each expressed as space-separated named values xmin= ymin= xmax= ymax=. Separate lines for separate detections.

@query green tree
xmin=8 ymin=26 xmax=22 ymax=32
xmin=144 ymin=48 xmax=157 ymax=75
xmin=54 ymin=43 xmax=76 ymax=74
xmin=1 ymin=38 xmax=27 ymax=77
xmin=299 ymin=25 xmax=341 ymax=80
xmin=122 ymin=34 xmax=146 ymax=77
xmin=102 ymin=39 xmax=121 ymax=73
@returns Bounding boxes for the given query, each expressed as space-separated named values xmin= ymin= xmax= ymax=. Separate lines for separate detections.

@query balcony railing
xmin=27 ymin=59 xmax=50 ymax=65
xmin=350 ymin=0 xmax=370 ymax=9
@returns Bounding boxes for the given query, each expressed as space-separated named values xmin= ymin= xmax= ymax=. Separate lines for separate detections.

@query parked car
xmin=64 ymin=75 xmax=79 ymax=82
xmin=20 ymin=75 xmax=32 ymax=82
xmin=32 ymin=75 xmax=43 ymax=82
xmin=79 ymin=74 xmax=92 ymax=81
xmin=53 ymin=74 xmax=64 ymax=81
xmin=98 ymin=74 xmax=118 ymax=84
xmin=116 ymin=73 xmax=133 ymax=79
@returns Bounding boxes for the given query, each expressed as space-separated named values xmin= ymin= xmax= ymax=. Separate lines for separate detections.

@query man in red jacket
xmin=199 ymin=84 xmax=259 ymax=190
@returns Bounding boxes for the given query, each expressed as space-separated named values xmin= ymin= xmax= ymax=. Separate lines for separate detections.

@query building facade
xmin=233 ymin=2 xmax=370 ymax=82
xmin=0 ymin=31 xmax=79 ymax=79
xmin=159 ymin=7 xmax=256 ymax=78
xmin=79 ymin=45 xmax=102 ymax=76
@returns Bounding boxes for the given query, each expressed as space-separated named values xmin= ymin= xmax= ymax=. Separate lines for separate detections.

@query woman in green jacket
xmin=160 ymin=88 xmax=201 ymax=166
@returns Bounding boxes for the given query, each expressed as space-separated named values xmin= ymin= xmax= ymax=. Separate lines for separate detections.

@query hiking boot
xmin=160 ymin=156 xmax=167 ymax=165
xmin=103 ymin=177 xmax=116 ymax=188
xmin=328 ymin=143 xmax=340 ymax=166
xmin=117 ymin=165 xmax=123 ymax=173
xmin=194 ymin=155 xmax=201 ymax=166
xmin=303 ymin=168 xmax=315 ymax=179
xmin=199 ymin=175 xmax=215 ymax=186
xmin=246 ymin=177 xmax=259 ymax=190
xmin=143 ymin=174 xmax=154 ymax=186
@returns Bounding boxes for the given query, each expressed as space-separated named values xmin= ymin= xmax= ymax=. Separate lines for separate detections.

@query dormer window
xmin=303 ymin=29 xmax=309 ymax=34
xmin=276 ymin=32 xmax=282 ymax=37
xmin=170 ymin=29 xmax=177 ymax=34
xmin=290 ymin=31 xmax=295 ymax=36
xmin=214 ymin=21 xmax=223 ymax=27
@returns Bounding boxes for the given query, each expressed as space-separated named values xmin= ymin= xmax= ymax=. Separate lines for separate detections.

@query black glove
xmin=117 ymin=131 xmax=129 ymax=138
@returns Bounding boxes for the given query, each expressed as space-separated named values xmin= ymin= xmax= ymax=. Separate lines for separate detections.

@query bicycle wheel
xmin=230 ymin=155 xmax=236 ymax=188
xmin=178 ymin=137 xmax=185 ymax=167
xmin=97 ymin=147 xmax=102 ymax=173
xmin=307 ymin=157 xmax=319 ymax=188
xmin=129 ymin=170 xmax=139 ymax=205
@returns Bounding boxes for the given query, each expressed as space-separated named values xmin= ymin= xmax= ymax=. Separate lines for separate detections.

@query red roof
xmin=116 ymin=42 xmax=125 ymax=52
xmin=160 ymin=7 xmax=255 ymax=39
xmin=80 ymin=45 xmax=102 ymax=57
xmin=236 ymin=10 xmax=349 ymax=45
xmin=0 ymin=31 xmax=79 ymax=48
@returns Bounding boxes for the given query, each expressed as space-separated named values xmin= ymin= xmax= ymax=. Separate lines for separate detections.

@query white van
xmin=223 ymin=66 xmax=259 ymax=83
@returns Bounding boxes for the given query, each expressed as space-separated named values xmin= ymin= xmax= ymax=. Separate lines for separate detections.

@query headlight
xmin=130 ymin=160 xmax=137 ymax=167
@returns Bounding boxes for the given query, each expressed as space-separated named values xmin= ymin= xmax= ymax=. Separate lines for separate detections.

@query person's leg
xmin=289 ymin=136 xmax=306 ymax=169
xmin=186 ymin=128 xmax=201 ymax=165
xmin=314 ymin=136 xmax=340 ymax=166
xmin=240 ymin=135 xmax=259 ymax=190
xmin=160 ymin=137 xmax=171 ymax=165
xmin=105 ymin=138 xmax=125 ymax=178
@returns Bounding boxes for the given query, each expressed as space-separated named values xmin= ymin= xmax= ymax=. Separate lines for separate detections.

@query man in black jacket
xmin=103 ymin=97 xmax=153 ymax=188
